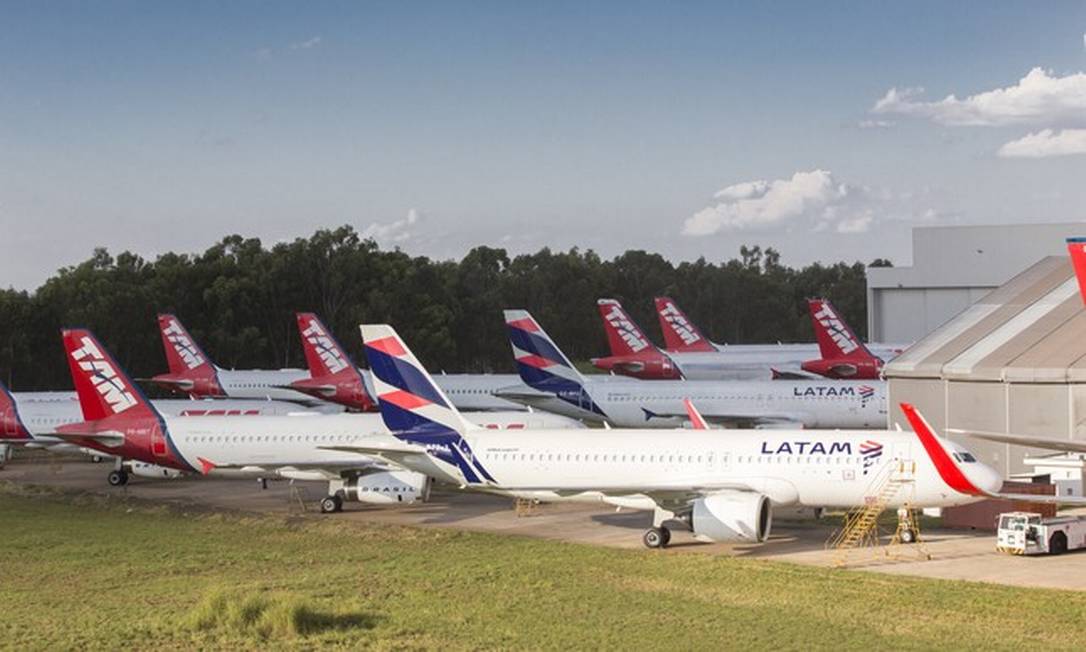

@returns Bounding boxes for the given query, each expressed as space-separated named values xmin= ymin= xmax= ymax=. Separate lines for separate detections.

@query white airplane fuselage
xmin=506 ymin=378 xmax=887 ymax=429
xmin=412 ymin=427 xmax=1002 ymax=510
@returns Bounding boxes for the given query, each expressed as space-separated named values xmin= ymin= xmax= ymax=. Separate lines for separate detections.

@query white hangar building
xmin=884 ymin=251 xmax=1086 ymax=476
xmin=867 ymin=223 xmax=1083 ymax=344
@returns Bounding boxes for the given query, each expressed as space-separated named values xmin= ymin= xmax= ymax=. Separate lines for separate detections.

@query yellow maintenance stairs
xmin=828 ymin=459 xmax=931 ymax=568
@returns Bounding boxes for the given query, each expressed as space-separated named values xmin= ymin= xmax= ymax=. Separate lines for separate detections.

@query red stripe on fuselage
xmin=900 ymin=403 xmax=982 ymax=496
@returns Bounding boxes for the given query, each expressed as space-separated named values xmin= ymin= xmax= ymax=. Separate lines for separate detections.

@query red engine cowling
xmin=800 ymin=357 xmax=882 ymax=380
xmin=151 ymin=371 xmax=226 ymax=398
xmin=591 ymin=352 xmax=683 ymax=380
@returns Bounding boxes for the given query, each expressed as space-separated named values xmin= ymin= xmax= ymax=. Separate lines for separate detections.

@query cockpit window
xmin=959 ymin=452 xmax=977 ymax=463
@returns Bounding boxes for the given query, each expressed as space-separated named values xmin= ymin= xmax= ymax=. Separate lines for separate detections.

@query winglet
xmin=196 ymin=457 xmax=216 ymax=475
xmin=683 ymin=398 xmax=709 ymax=430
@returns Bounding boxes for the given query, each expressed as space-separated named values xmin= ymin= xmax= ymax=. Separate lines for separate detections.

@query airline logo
xmin=859 ymin=440 xmax=883 ymax=475
xmin=812 ymin=302 xmax=859 ymax=355
xmin=603 ymin=304 xmax=649 ymax=353
xmin=162 ymin=318 xmax=206 ymax=370
xmin=70 ymin=336 xmax=137 ymax=414
xmin=301 ymin=318 xmax=349 ymax=374
xmin=761 ymin=440 xmax=852 ymax=455
xmin=659 ymin=301 xmax=702 ymax=346
xmin=858 ymin=385 xmax=875 ymax=400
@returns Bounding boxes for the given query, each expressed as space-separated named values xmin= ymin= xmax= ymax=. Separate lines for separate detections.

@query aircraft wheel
xmin=643 ymin=527 xmax=669 ymax=549
xmin=900 ymin=529 xmax=917 ymax=544
xmin=320 ymin=495 xmax=343 ymax=514
xmin=107 ymin=470 xmax=129 ymax=487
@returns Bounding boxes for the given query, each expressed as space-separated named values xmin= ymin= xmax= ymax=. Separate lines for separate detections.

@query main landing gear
xmin=319 ymin=494 xmax=343 ymax=514
xmin=107 ymin=470 xmax=129 ymax=487
xmin=643 ymin=527 xmax=672 ymax=549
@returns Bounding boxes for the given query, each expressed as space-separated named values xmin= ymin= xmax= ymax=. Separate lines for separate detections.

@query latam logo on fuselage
xmin=71 ymin=336 xmax=137 ymax=414
xmin=301 ymin=319 xmax=349 ymax=374
xmin=659 ymin=302 xmax=702 ymax=345
xmin=604 ymin=306 xmax=649 ymax=352
xmin=812 ymin=303 xmax=859 ymax=355
xmin=761 ymin=440 xmax=853 ymax=455
xmin=792 ymin=386 xmax=875 ymax=399
xmin=163 ymin=319 xmax=206 ymax=369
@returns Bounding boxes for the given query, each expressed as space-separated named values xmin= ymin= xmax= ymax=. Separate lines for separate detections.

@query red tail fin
xmin=157 ymin=314 xmax=215 ymax=375
xmin=654 ymin=297 xmax=715 ymax=352
xmin=597 ymin=299 xmax=656 ymax=356
xmin=808 ymin=299 xmax=874 ymax=360
xmin=62 ymin=329 xmax=157 ymax=422
xmin=0 ymin=381 xmax=32 ymax=441
xmin=1066 ymin=238 xmax=1086 ymax=306
xmin=296 ymin=313 xmax=353 ymax=377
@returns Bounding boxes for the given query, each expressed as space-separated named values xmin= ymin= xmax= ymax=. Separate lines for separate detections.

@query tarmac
xmin=3 ymin=455 xmax=1085 ymax=592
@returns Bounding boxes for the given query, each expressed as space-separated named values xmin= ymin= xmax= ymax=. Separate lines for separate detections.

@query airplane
xmin=0 ymin=380 xmax=320 ymax=464
xmin=499 ymin=309 xmax=887 ymax=429
xmin=149 ymin=314 xmax=314 ymax=403
xmin=43 ymin=329 xmax=584 ymax=508
xmin=344 ymin=323 xmax=1085 ymax=549
xmin=160 ymin=311 xmax=546 ymax=412
xmin=649 ymin=296 xmax=907 ymax=380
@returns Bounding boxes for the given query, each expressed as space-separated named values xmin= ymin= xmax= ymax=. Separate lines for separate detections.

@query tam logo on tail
xmin=162 ymin=318 xmax=206 ymax=370
xmin=811 ymin=301 xmax=859 ymax=355
xmin=300 ymin=317 xmax=349 ymax=374
xmin=659 ymin=301 xmax=701 ymax=347
xmin=70 ymin=336 xmax=137 ymax=414
xmin=601 ymin=302 xmax=649 ymax=353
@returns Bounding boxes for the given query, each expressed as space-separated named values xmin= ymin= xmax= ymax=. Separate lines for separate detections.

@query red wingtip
xmin=197 ymin=457 xmax=216 ymax=475
xmin=683 ymin=398 xmax=709 ymax=430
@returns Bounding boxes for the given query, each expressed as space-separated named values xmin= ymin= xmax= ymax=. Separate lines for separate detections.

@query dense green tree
xmin=0 ymin=226 xmax=885 ymax=390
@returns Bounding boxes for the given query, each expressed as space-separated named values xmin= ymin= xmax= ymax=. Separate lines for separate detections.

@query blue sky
xmin=2 ymin=2 xmax=1086 ymax=289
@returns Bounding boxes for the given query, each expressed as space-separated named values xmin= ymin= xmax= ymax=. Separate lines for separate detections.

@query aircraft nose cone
xmin=974 ymin=463 xmax=1004 ymax=494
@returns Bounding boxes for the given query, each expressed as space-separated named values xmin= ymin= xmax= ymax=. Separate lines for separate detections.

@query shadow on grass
xmin=186 ymin=587 xmax=381 ymax=639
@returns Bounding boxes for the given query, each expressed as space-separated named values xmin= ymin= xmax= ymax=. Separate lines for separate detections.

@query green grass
xmin=1 ymin=483 xmax=1084 ymax=651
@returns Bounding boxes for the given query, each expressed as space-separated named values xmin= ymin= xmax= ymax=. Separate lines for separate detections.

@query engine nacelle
xmin=124 ymin=460 xmax=185 ymax=480
xmin=691 ymin=491 xmax=772 ymax=543
xmin=343 ymin=471 xmax=430 ymax=505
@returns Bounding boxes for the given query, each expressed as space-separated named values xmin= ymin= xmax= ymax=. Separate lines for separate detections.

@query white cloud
xmin=361 ymin=208 xmax=421 ymax=244
xmin=998 ymin=128 xmax=1086 ymax=158
xmin=873 ymin=67 xmax=1086 ymax=126
xmin=290 ymin=36 xmax=323 ymax=50
xmin=682 ymin=170 xmax=869 ymax=236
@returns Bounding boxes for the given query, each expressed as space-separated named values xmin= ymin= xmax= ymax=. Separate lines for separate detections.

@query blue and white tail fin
xmin=360 ymin=324 xmax=494 ymax=485
xmin=503 ymin=309 xmax=584 ymax=391
xmin=503 ymin=310 xmax=607 ymax=418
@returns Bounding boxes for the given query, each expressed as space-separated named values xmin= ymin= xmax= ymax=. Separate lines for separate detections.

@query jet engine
xmin=342 ymin=470 xmax=430 ymax=505
xmin=800 ymin=357 xmax=882 ymax=380
xmin=591 ymin=352 xmax=683 ymax=380
xmin=690 ymin=491 xmax=771 ymax=543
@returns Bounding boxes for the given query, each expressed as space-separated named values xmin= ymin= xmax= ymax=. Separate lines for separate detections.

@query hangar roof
xmin=884 ymin=255 xmax=1086 ymax=383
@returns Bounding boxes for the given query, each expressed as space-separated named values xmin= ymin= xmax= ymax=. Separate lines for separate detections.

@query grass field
xmin=1 ymin=483 xmax=1084 ymax=651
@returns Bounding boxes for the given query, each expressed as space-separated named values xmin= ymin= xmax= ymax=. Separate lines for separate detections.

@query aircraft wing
xmin=947 ymin=428 xmax=1086 ymax=454
xmin=316 ymin=440 xmax=429 ymax=470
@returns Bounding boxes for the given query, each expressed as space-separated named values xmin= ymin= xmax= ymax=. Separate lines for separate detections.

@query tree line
xmin=0 ymin=226 xmax=889 ymax=391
